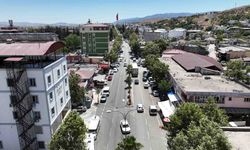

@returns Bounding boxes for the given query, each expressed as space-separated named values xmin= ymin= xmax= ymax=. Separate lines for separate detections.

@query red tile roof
xmin=75 ymin=69 xmax=95 ymax=80
xmin=0 ymin=41 xmax=64 ymax=56
xmin=171 ymin=51 xmax=223 ymax=71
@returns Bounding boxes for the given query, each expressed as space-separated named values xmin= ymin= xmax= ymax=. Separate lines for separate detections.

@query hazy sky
xmin=0 ymin=0 xmax=249 ymax=24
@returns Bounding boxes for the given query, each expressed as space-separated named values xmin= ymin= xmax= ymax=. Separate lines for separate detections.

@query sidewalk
xmin=80 ymin=89 xmax=99 ymax=122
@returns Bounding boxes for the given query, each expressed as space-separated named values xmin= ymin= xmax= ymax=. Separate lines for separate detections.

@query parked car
xmin=134 ymin=79 xmax=139 ymax=84
xmin=152 ymin=90 xmax=159 ymax=97
xmin=109 ymin=70 xmax=114 ymax=75
xmin=144 ymin=82 xmax=149 ymax=89
xmin=100 ymin=95 xmax=107 ymax=103
xmin=113 ymin=68 xmax=118 ymax=73
xmin=120 ymin=119 xmax=131 ymax=134
xmin=76 ymin=106 xmax=87 ymax=113
xmin=149 ymin=105 xmax=157 ymax=116
xmin=108 ymin=75 xmax=112 ymax=81
xmin=124 ymin=62 xmax=127 ymax=67
xmin=142 ymin=77 xmax=147 ymax=82
xmin=136 ymin=104 xmax=144 ymax=113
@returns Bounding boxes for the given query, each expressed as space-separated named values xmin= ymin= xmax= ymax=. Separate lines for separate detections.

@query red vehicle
xmin=108 ymin=75 xmax=113 ymax=81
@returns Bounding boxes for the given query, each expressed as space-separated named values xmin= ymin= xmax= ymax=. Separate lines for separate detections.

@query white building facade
xmin=168 ymin=28 xmax=186 ymax=39
xmin=0 ymin=42 xmax=71 ymax=150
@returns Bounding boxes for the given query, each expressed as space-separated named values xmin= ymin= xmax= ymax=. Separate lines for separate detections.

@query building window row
xmin=244 ymin=98 xmax=250 ymax=102
xmin=7 ymin=78 xmax=36 ymax=87
xmin=194 ymin=96 xmax=225 ymax=104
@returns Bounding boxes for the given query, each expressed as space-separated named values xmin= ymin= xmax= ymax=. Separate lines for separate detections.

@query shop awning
xmin=168 ymin=92 xmax=178 ymax=102
xmin=158 ymin=100 xmax=175 ymax=118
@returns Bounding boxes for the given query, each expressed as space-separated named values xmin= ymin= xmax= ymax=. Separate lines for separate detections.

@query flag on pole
xmin=116 ymin=13 xmax=119 ymax=21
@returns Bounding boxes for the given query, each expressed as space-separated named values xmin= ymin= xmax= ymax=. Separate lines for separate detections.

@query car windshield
xmin=123 ymin=124 xmax=129 ymax=127
xmin=151 ymin=109 xmax=157 ymax=112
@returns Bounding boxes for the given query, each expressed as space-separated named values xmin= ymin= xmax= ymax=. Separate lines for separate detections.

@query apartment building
xmin=80 ymin=23 xmax=109 ymax=56
xmin=161 ymin=49 xmax=250 ymax=115
xmin=0 ymin=41 xmax=71 ymax=150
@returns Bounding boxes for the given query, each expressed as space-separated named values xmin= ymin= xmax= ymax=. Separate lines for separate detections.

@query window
xmin=47 ymin=76 xmax=51 ymax=86
xmin=29 ymin=78 xmax=36 ymax=87
xmin=65 ymin=78 xmax=68 ymax=85
xmin=38 ymin=141 xmax=45 ymax=149
xmin=244 ymin=98 xmax=250 ymax=102
xmin=60 ymin=97 xmax=63 ymax=105
xmin=66 ymin=91 xmax=69 ymax=98
xmin=229 ymin=97 xmax=232 ymax=101
xmin=51 ymin=107 xmax=55 ymax=117
xmin=0 ymin=141 xmax=3 ymax=149
xmin=63 ymin=65 xmax=66 ymax=73
xmin=32 ymin=95 xmax=39 ymax=106
xmin=10 ymin=95 xmax=17 ymax=106
xmin=49 ymin=92 xmax=53 ymax=102
xmin=6 ymin=78 xmax=14 ymax=87
xmin=35 ymin=125 xmax=43 ymax=134
xmin=57 ymin=69 xmax=60 ymax=79
xmin=33 ymin=111 xmax=41 ymax=121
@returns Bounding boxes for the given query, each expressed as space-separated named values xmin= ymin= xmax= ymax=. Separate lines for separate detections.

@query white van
xmin=102 ymin=86 xmax=110 ymax=97
xmin=149 ymin=105 xmax=157 ymax=116
xmin=87 ymin=115 xmax=100 ymax=140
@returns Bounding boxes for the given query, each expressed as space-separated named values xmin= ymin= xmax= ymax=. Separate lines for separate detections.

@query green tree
xmin=201 ymin=97 xmax=229 ymax=126
xmin=69 ymin=71 xmax=85 ymax=106
xmin=168 ymin=103 xmax=206 ymax=138
xmin=49 ymin=111 xmax=87 ymax=150
xmin=142 ymin=42 xmax=160 ymax=57
xmin=224 ymin=60 xmax=245 ymax=80
xmin=105 ymin=50 xmax=118 ymax=63
xmin=129 ymin=32 xmax=140 ymax=56
xmin=126 ymin=64 xmax=133 ymax=76
xmin=64 ymin=34 xmax=80 ymax=52
xmin=116 ymin=136 xmax=143 ymax=150
xmin=158 ymin=80 xmax=171 ymax=99
xmin=170 ymin=118 xmax=231 ymax=150
xmin=153 ymin=39 xmax=168 ymax=54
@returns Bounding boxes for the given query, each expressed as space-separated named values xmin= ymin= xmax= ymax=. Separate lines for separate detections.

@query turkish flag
xmin=116 ymin=13 xmax=119 ymax=21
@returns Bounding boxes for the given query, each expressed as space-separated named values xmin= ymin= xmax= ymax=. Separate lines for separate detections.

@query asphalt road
xmin=95 ymin=41 xmax=167 ymax=150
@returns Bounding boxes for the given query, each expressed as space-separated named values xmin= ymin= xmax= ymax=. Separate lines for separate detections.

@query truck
xmin=131 ymin=63 xmax=139 ymax=77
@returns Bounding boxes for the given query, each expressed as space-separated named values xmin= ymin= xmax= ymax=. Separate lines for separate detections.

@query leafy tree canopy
xmin=116 ymin=136 xmax=143 ymax=150
xmin=69 ymin=71 xmax=85 ymax=105
xmin=225 ymin=60 xmax=245 ymax=80
xmin=49 ymin=111 xmax=87 ymax=150
xmin=201 ymin=97 xmax=229 ymax=126
xmin=64 ymin=34 xmax=80 ymax=51
xmin=170 ymin=118 xmax=231 ymax=150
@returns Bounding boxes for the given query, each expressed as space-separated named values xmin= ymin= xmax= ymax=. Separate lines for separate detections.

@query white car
xmin=113 ymin=68 xmax=118 ymax=73
xmin=100 ymin=95 xmax=107 ymax=103
xmin=136 ymin=104 xmax=144 ymax=113
xmin=144 ymin=82 xmax=149 ymax=89
xmin=109 ymin=70 xmax=114 ymax=75
xmin=120 ymin=119 xmax=131 ymax=134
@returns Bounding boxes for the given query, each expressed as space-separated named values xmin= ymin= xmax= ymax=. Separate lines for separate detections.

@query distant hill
xmin=0 ymin=21 xmax=79 ymax=27
xmin=153 ymin=5 xmax=250 ymax=30
xmin=115 ymin=13 xmax=193 ymax=24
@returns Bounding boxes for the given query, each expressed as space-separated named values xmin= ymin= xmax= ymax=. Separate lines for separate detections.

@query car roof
xmin=137 ymin=104 xmax=143 ymax=107
xmin=121 ymin=119 xmax=129 ymax=124
xmin=150 ymin=105 xmax=157 ymax=109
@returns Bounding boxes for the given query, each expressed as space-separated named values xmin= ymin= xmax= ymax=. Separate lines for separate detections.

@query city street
xmin=95 ymin=41 xmax=167 ymax=150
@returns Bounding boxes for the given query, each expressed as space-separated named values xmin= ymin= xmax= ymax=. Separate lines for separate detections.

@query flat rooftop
xmin=160 ymin=57 xmax=250 ymax=95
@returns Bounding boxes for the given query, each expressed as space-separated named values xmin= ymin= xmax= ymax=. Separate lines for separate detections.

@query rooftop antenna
xmin=88 ymin=19 xmax=91 ymax=24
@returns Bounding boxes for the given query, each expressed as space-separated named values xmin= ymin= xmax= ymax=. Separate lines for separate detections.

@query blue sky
xmin=0 ymin=0 xmax=249 ymax=24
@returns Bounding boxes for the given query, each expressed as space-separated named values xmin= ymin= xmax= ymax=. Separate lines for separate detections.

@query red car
xmin=108 ymin=75 xmax=113 ymax=81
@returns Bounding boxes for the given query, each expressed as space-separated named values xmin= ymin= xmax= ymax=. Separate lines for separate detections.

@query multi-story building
xmin=0 ymin=41 xmax=71 ymax=150
xmin=161 ymin=49 xmax=250 ymax=116
xmin=80 ymin=23 xmax=109 ymax=56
